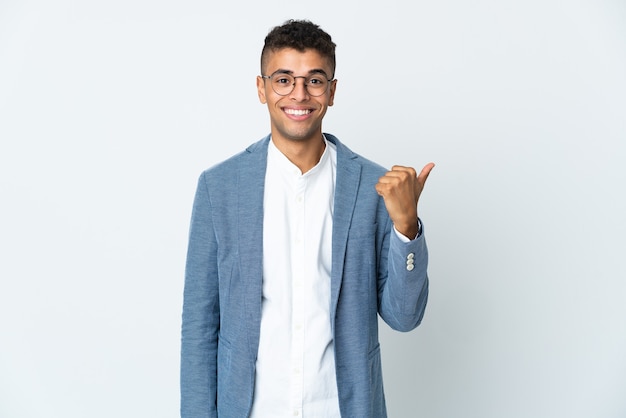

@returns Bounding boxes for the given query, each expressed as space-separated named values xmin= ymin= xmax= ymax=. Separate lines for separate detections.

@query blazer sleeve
xmin=377 ymin=218 xmax=429 ymax=332
xmin=181 ymin=172 xmax=219 ymax=418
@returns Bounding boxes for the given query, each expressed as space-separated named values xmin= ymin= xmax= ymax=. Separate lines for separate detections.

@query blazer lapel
xmin=237 ymin=136 xmax=270 ymax=358
xmin=327 ymin=134 xmax=361 ymax=333
xmin=234 ymin=134 xmax=361 ymax=347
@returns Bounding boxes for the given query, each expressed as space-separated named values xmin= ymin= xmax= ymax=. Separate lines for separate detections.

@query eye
xmin=308 ymin=76 xmax=326 ymax=85
xmin=274 ymin=76 xmax=292 ymax=85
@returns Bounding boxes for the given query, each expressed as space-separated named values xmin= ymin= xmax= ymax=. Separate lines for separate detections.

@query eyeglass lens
xmin=269 ymin=74 xmax=329 ymax=96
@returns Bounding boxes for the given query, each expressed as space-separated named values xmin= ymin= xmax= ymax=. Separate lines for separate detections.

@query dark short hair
xmin=261 ymin=19 xmax=336 ymax=77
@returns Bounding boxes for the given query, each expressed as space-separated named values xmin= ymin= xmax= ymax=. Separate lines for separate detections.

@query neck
xmin=271 ymin=134 xmax=326 ymax=173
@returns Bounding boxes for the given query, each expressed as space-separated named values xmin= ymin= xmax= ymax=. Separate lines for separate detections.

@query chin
xmin=284 ymin=128 xmax=321 ymax=142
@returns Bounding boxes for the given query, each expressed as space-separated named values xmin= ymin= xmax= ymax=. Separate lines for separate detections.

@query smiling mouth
xmin=284 ymin=108 xmax=312 ymax=116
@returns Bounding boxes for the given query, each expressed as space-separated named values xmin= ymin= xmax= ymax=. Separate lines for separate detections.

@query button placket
xmin=290 ymin=175 xmax=306 ymax=413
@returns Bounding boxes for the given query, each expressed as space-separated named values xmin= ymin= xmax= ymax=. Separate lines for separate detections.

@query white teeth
xmin=285 ymin=108 xmax=311 ymax=116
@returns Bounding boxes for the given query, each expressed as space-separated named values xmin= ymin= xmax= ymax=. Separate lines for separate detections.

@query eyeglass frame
xmin=260 ymin=70 xmax=335 ymax=97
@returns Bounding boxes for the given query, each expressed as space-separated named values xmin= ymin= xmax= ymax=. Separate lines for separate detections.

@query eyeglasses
xmin=261 ymin=71 xmax=334 ymax=97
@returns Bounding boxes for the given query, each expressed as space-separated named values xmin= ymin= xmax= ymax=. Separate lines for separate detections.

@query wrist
xmin=394 ymin=221 xmax=418 ymax=240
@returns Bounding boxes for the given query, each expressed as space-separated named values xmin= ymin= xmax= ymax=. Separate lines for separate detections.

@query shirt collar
xmin=268 ymin=135 xmax=331 ymax=177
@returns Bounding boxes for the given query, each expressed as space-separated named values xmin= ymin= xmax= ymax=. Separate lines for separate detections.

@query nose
xmin=289 ymin=76 xmax=309 ymax=101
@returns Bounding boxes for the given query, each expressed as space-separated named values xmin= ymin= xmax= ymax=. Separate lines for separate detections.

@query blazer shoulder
xmin=325 ymin=133 xmax=388 ymax=180
xmin=353 ymin=153 xmax=388 ymax=177
xmin=199 ymin=135 xmax=270 ymax=183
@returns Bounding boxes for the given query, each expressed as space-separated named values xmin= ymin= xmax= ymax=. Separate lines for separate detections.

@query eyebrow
xmin=272 ymin=68 xmax=330 ymax=77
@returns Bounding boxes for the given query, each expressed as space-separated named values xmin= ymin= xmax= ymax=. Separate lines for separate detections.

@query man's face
xmin=256 ymin=48 xmax=336 ymax=144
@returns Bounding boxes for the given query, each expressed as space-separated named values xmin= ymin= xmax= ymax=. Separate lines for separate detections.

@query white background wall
xmin=1 ymin=1 xmax=625 ymax=417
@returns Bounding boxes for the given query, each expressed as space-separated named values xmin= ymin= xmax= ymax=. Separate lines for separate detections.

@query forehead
xmin=263 ymin=48 xmax=332 ymax=75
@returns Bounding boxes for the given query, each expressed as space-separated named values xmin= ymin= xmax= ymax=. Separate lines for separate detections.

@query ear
xmin=256 ymin=76 xmax=267 ymax=104
xmin=328 ymin=79 xmax=337 ymax=107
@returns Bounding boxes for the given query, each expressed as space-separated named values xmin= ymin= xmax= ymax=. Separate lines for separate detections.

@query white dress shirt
xmin=250 ymin=137 xmax=341 ymax=418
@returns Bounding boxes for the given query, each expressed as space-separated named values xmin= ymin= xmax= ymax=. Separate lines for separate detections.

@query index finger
xmin=390 ymin=165 xmax=418 ymax=177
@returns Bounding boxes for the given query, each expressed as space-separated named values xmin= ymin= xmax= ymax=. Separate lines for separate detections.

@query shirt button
xmin=407 ymin=252 xmax=415 ymax=260
xmin=407 ymin=263 xmax=415 ymax=271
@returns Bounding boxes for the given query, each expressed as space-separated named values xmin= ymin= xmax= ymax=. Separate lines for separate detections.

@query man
xmin=181 ymin=19 xmax=434 ymax=417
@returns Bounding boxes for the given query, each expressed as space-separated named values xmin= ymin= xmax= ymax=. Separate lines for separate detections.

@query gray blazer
xmin=181 ymin=134 xmax=429 ymax=417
